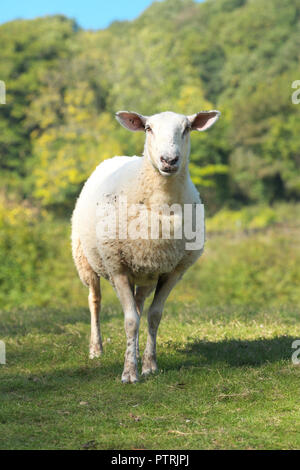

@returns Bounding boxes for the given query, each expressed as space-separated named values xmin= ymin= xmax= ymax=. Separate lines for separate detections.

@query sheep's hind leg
xmin=89 ymin=276 xmax=103 ymax=359
xmin=142 ymin=271 xmax=182 ymax=376
xmin=113 ymin=273 xmax=140 ymax=383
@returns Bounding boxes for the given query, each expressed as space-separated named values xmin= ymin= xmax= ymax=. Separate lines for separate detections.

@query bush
xmin=0 ymin=196 xmax=85 ymax=309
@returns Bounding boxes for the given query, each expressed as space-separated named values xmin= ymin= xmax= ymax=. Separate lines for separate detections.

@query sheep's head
xmin=115 ymin=110 xmax=220 ymax=177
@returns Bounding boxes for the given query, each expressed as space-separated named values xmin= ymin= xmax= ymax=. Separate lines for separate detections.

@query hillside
xmin=0 ymin=0 xmax=299 ymax=212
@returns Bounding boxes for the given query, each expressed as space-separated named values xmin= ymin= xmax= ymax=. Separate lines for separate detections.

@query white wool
xmin=71 ymin=109 xmax=220 ymax=383
xmin=72 ymin=156 xmax=141 ymax=270
xmin=72 ymin=154 xmax=203 ymax=283
xmin=71 ymin=111 xmax=213 ymax=285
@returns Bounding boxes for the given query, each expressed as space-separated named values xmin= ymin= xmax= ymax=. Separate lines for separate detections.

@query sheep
xmin=71 ymin=110 xmax=220 ymax=383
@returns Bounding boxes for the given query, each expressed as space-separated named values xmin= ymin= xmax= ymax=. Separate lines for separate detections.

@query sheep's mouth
xmin=159 ymin=166 xmax=179 ymax=176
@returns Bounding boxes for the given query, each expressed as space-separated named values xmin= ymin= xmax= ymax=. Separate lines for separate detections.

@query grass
xmin=0 ymin=208 xmax=300 ymax=449
xmin=1 ymin=303 xmax=300 ymax=449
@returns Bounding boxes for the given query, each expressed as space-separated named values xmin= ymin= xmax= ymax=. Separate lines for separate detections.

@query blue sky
xmin=0 ymin=0 xmax=202 ymax=30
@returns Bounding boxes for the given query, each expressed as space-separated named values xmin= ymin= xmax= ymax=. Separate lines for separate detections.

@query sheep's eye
xmin=145 ymin=126 xmax=152 ymax=133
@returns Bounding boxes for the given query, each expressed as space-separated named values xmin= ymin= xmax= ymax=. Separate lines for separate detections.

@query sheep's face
xmin=116 ymin=110 xmax=220 ymax=177
xmin=144 ymin=112 xmax=191 ymax=176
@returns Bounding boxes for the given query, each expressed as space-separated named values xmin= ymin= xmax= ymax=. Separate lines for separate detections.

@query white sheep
xmin=71 ymin=110 xmax=220 ymax=383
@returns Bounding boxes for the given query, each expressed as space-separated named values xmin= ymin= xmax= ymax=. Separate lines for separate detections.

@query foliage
xmin=0 ymin=199 xmax=299 ymax=311
xmin=205 ymin=203 xmax=300 ymax=233
xmin=0 ymin=195 xmax=80 ymax=308
xmin=0 ymin=0 xmax=299 ymax=211
xmin=181 ymin=228 xmax=300 ymax=307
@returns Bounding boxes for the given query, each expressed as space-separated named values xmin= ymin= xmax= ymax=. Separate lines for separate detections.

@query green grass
xmin=0 ymin=210 xmax=300 ymax=449
xmin=1 ymin=302 xmax=300 ymax=449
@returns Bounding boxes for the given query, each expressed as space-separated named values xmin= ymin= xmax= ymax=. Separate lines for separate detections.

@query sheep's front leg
xmin=113 ymin=273 xmax=140 ymax=383
xmin=142 ymin=271 xmax=182 ymax=376
xmin=134 ymin=285 xmax=155 ymax=359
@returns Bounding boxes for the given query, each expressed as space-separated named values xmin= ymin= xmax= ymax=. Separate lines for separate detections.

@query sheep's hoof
xmin=121 ymin=370 xmax=139 ymax=384
xmin=89 ymin=344 xmax=103 ymax=359
xmin=142 ymin=358 xmax=158 ymax=376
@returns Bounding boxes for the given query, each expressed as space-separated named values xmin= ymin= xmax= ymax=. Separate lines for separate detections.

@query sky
xmin=0 ymin=0 xmax=201 ymax=30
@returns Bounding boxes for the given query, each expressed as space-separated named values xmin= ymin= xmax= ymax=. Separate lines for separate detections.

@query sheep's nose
xmin=160 ymin=156 xmax=179 ymax=166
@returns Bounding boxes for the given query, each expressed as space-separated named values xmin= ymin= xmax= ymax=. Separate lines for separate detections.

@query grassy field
xmin=0 ymin=211 xmax=300 ymax=449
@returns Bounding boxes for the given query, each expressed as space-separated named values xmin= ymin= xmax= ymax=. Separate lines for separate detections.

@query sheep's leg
xmin=142 ymin=271 xmax=182 ymax=376
xmin=113 ymin=273 xmax=140 ymax=383
xmin=89 ymin=276 xmax=103 ymax=359
xmin=135 ymin=285 xmax=155 ymax=359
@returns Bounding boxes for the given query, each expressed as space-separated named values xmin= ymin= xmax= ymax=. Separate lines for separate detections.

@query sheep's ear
xmin=188 ymin=110 xmax=221 ymax=131
xmin=115 ymin=111 xmax=148 ymax=131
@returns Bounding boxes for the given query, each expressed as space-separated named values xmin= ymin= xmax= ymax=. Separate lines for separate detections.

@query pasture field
xmin=0 ymin=210 xmax=300 ymax=450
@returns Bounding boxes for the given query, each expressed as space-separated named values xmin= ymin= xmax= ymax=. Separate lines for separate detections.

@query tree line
xmin=0 ymin=0 xmax=299 ymax=214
